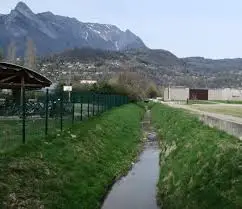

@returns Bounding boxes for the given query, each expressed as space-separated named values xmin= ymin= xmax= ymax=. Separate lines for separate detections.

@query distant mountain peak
xmin=15 ymin=1 xmax=33 ymax=14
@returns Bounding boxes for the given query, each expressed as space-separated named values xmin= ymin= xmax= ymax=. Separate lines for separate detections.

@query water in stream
xmin=102 ymin=110 xmax=160 ymax=209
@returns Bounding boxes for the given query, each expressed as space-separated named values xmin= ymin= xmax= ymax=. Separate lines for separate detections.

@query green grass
xmin=0 ymin=118 xmax=62 ymax=152
xmin=187 ymin=100 xmax=217 ymax=105
xmin=215 ymin=100 xmax=242 ymax=104
xmin=151 ymin=104 xmax=242 ymax=209
xmin=0 ymin=105 xmax=102 ymax=152
xmin=0 ymin=104 xmax=144 ymax=209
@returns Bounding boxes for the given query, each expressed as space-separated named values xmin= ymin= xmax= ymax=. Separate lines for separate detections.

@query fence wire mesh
xmin=0 ymin=89 xmax=128 ymax=152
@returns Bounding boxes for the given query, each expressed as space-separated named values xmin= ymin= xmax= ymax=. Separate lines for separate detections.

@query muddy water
xmin=102 ymin=110 xmax=160 ymax=209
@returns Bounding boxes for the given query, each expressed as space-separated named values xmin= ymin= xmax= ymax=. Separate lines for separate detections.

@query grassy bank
xmin=215 ymin=100 xmax=242 ymax=104
xmin=0 ymin=104 xmax=144 ymax=209
xmin=187 ymin=100 xmax=216 ymax=105
xmin=151 ymin=104 xmax=242 ymax=209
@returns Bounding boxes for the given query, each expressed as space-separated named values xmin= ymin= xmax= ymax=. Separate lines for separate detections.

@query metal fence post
xmin=45 ymin=89 xmax=49 ymax=137
xmin=92 ymin=94 xmax=95 ymax=116
xmin=114 ymin=95 xmax=118 ymax=107
xmin=60 ymin=90 xmax=63 ymax=131
xmin=107 ymin=95 xmax=109 ymax=109
xmin=72 ymin=102 xmax=75 ymax=125
xmin=119 ymin=95 xmax=121 ymax=106
xmin=80 ymin=96 xmax=83 ymax=121
xmin=97 ymin=94 xmax=100 ymax=114
xmin=117 ymin=95 xmax=119 ymax=106
xmin=22 ymin=83 xmax=26 ymax=144
xmin=105 ymin=95 xmax=107 ymax=110
xmin=110 ymin=95 xmax=113 ymax=109
xmin=103 ymin=95 xmax=105 ymax=111
xmin=87 ymin=95 xmax=90 ymax=118
xmin=111 ymin=95 xmax=114 ymax=108
xmin=114 ymin=95 xmax=116 ymax=107
xmin=101 ymin=95 xmax=104 ymax=112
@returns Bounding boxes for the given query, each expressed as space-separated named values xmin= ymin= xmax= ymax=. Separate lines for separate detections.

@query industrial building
xmin=164 ymin=87 xmax=242 ymax=101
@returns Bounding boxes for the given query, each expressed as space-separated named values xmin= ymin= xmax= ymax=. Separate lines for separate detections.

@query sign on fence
xmin=63 ymin=86 xmax=72 ymax=92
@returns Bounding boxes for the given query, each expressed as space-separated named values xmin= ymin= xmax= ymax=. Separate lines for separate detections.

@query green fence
xmin=0 ymin=89 xmax=129 ymax=152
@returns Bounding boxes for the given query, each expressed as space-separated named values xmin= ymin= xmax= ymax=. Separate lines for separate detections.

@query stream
xmin=102 ymin=110 xmax=160 ymax=209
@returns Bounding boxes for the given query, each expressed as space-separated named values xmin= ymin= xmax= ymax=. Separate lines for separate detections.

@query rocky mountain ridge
xmin=0 ymin=2 xmax=146 ymax=55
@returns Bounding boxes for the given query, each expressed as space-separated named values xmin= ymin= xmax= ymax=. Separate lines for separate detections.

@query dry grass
xmin=190 ymin=104 xmax=242 ymax=117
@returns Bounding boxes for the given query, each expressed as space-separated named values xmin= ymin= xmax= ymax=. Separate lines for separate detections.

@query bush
xmin=152 ymin=104 xmax=242 ymax=209
xmin=146 ymin=83 xmax=159 ymax=98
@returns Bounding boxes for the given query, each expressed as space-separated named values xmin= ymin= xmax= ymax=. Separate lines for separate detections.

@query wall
xmin=165 ymin=87 xmax=242 ymax=101
xmin=164 ymin=87 xmax=189 ymax=101
xmin=208 ymin=89 xmax=224 ymax=100
xmin=208 ymin=88 xmax=242 ymax=101
xmin=200 ymin=114 xmax=242 ymax=140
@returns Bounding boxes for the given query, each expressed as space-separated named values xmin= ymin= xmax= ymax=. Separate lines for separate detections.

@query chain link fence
xmin=0 ymin=89 xmax=129 ymax=152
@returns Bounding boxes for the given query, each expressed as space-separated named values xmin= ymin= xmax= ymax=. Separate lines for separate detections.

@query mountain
xmin=0 ymin=2 xmax=146 ymax=56
xmin=40 ymin=47 xmax=242 ymax=89
xmin=2 ymin=1 xmax=242 ymax=89
xmin=125 ymin=48 xmax=183 ymax=67
xmin=183 ymin=57 xmax=242 ymax=73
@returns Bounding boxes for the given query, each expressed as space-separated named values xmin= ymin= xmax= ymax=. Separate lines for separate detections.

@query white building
xmin=209 ymin=88 xmax=242 ymax=101
xmin=80 ymin=80 xmax=97 ymax=85
xmin=164 ymin=87 xmax=189 ymax=101
xmin=164 ymin=87 xmax=242 ymax=101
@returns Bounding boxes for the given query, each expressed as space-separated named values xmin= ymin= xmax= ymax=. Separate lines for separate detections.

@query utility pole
xmin=67 ymin=65 xmax=72 ymax=102
xmin=166 ymin=82 xmax=172 ymax=101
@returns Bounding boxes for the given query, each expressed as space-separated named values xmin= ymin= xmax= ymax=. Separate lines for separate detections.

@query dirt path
xmin=102 ymin=109 xmax=160 ymax=209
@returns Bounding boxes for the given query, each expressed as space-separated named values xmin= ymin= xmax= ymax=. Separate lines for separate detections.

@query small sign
xmin=63 ymin=86 xmax=72 ymax=92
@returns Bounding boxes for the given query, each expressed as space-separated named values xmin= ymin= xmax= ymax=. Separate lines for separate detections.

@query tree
xmin=24 ymin=38 xmax=36 ymax=69
xmin=146 ymin=83 xmax=159 ymax=98
xmin=107 ymin=72 xmax=150 ymax=101
xmin=7 ymin=41 xmax=16 ymax=63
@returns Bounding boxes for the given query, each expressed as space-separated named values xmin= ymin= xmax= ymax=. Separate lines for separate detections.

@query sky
xmin=1 ymin=0 xmax=242 ymax=59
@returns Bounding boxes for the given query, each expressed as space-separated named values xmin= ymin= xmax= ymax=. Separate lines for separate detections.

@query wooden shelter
xmin=0 ymin=62 xmax=52 ymax=89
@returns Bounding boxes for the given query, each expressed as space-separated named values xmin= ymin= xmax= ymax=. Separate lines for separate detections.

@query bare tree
xmin=109 ymin=72 xmax=150 ymax=101
xmin=7 ymin=41 xmax=16 ymax=63
xmin=24 ymin=38 xmax=36 ymax=69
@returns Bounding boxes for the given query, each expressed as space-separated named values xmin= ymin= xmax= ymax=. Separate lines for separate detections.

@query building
xmin=164 ymin=86 xmax=189 ymax=101
xmin=80 ymin=80 xmax=97 ymax=85
xmin=209 ymin=88 xmax=242 ymax=101
xmin=164 ymin=87 xmax=242 ymax=101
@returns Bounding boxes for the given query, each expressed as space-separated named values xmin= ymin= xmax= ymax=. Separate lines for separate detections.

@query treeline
xmin=91 ymin=72 xmax=161 ymax=101
xmin=42 ymin=47 xmax=128 ymax=64
xmin=55 ymin=72 xmax=162 ymax=101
